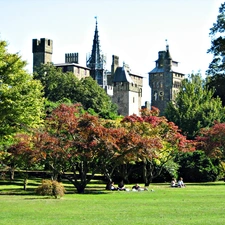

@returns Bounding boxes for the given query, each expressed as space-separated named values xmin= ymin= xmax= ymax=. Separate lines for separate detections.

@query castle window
xmin=118 ymin=97 xmax=120 ymax=103
xmin=133 ymin=97 xmax=135 ymax=103
xmin=139 ymin=88 xmax=142 ymax=97
xmin=48 ymin=40 xmax=51 ymax=45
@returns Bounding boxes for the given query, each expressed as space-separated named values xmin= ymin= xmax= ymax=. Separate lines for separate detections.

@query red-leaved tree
xmin=120 ymin=107 xmax=194 ymax=186
xmin=196 ymin=122 xmax=225 ymax=159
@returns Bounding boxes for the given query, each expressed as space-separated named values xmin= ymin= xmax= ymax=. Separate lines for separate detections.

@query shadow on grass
xmin=24 ymin=196 xmax=58 ymax=200
xmin=185 ymin=182 xmax=225 ymax=186
xmin=0 ymin=190 xmax=37 ymax=196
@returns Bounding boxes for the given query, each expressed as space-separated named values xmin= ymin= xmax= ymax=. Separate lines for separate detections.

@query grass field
xmin=0 ymin=179 xmax=225 ymax=225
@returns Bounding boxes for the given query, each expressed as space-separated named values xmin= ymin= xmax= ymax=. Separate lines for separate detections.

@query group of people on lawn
xmin=106 ymin=177 xmax=185 ymax=191
xmin=171 ymin=177 xmax=186 ymax=188
xmin=107 ymin=181 xmax=148 ymax=192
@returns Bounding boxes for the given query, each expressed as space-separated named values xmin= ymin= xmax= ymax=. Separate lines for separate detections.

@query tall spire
xmin=165 ymin=39 xmax=172 ymax=60
xmin=86 ymin=17 xmax=104 ymax=86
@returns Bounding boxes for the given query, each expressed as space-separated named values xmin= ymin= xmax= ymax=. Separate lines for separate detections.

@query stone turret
xmin=32 ymin=38 xmax=53 ymax=72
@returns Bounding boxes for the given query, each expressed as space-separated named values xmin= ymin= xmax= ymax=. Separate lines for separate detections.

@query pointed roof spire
xmin=86 ymin=16 xmax=102 ymax=69
xmin=95 ymin=16 xmax=98 ymax=26
xmin=165 ymin=39 xmax=172 ymax=60
xmin=86 ymin=17 xmax=104 ymax=86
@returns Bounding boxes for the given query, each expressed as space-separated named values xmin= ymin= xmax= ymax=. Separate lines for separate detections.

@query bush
xmin=36 ymin=179 xmax=65 ymax=198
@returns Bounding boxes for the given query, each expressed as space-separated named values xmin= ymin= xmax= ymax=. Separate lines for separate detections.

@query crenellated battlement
xmin=32 ymin=38 xmax=53 ymax=54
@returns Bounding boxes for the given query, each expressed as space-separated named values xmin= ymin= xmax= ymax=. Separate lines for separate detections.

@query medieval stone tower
xmin=149 ymin=45 xmax=184 ymax=115
xmin=32 ymin=38 xmax=53 ymax=72
xmin=111 ymin=55 xmax=143 ymax=116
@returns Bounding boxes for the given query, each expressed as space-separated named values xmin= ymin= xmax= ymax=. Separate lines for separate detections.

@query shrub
xmin=36 ymin=179 xmax=65 ymax=198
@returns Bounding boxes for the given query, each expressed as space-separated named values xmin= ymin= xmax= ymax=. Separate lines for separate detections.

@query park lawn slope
xmin=0 ymin=182 xmax=225 ymax=225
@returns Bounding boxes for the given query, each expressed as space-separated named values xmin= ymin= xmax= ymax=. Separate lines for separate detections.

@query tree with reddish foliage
xmin=120 ymin=107 xmax=194 ymax=186
xmin=5 ymin=134 xmax=35 ymax=189
xmin=27 ymin=104 xmax=126 ymax=193
xmin=196 ymin=122 xmax=225 ymax=159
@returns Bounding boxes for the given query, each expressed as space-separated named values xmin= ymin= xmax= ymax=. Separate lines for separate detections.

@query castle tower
xmin=107 ymin=55 xmax=119 ymax=86
xmin=112 ymin=56 xmax=143 ymax=116
xmin=86 ymin=17 xmax=105 ymax=87
xmin=32 ymin=38 xmax=53 ymax=72
xmin=149 ymin=44 xmax=185 ymax=115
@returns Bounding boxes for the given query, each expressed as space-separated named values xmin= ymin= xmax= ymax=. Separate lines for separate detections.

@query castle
xmin=32 ymin=19 xmax=184 ymax=116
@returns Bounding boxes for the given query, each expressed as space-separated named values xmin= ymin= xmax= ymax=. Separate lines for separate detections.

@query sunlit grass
xmin=0 ymin=179 xmax=225 ymax=225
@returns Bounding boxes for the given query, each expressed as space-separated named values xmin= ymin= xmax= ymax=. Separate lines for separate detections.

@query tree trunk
xmin=143 ymin=162 xmax=153 ymax=187
xmin=23 ymin=178 xmax=28 ymax=191
xmin=10 ymin=168 xmax=15 ymax=180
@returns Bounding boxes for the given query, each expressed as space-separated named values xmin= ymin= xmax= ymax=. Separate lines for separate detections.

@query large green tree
xmin=34 ymin=64 xmax=118 ymax=119
xmin=207 ymin=2 xmax=225 ymax=106
xmin=165 ymin=73 xmax=225 ymax=139
xmin=33 ymin=63 xmax=80 ymax=102
xmin=0 ymin=40 xmax=44 ymax=147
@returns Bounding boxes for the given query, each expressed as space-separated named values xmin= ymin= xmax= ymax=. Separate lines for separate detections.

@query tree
xmin=165 ymin=73 xmax=225 ymax=139
xmin=21 ymin=104 xmax=123 ymax=193
xmin=76 ymin=77 xmax=118 ymax=119
xmin=119 ymin=107 xmax=194 ymax=186
xmin=175 ymin=150 xmax=221 ymax=182
xmin=0 ymin=40 xmax=44 ymax=147
xmin=196 ymin=122 xmax=225 ymax=160
xmin=33 ymin=63 xmax=80 ymax=102
xmin=34 ymin=64 xmax=118 ymax=119
xmin=206 ymin=2 xmax=225 ymax=106
xmin=5 ymin=134 xmax=35 ymax=183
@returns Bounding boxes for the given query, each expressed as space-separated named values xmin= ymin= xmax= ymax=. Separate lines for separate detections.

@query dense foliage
xmin=6 ymin=105 xmax=194 ymax=192
xmin=33 ymin=64 xmax=118 ymax=119
xmin=207 ymin=2 xmax=225 ymax=106
xmin=196 ymin=122 xmax=225 ymax=160
xmin=175 ymin=151 xmax=221 ymax=182
xmin=165 ymin=73 xmax=225 ymax=139
xmin=0 ymin=40 xmax=44 ymax=148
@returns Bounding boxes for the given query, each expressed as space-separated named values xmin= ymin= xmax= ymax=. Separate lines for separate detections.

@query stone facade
xmin=149 ymin=45 xmax=184 ymax=115
xmin=54 ymin=62 xmax=90 ymax=80
xmin=110 ymin=56 xmax=143 ymax=116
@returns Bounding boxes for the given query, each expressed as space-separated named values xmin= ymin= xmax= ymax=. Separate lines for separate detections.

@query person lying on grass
xmin=132 ymin=183 xmax=148 ymax=191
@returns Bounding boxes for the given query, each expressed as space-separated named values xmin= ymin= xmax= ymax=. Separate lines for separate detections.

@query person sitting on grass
xmin=171 ymin=178 xmax=177 ymax=187
xmin=117 ymin=181 xmax=128 ymax=191
xmin=106 ymin=181 xmax=117 ymax=191
xmin=110 ymin=182 xmax=117 ymax=191
xmin=177 ymin=177 xmax=186 ymax=188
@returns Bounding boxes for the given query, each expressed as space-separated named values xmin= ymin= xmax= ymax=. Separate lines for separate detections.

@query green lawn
xmin=0 ymin=179 xmax=225 ymax=225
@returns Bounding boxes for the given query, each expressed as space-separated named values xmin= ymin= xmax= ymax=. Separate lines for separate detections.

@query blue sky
xmin=0 ymin=0 xmax=224 ymax=103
